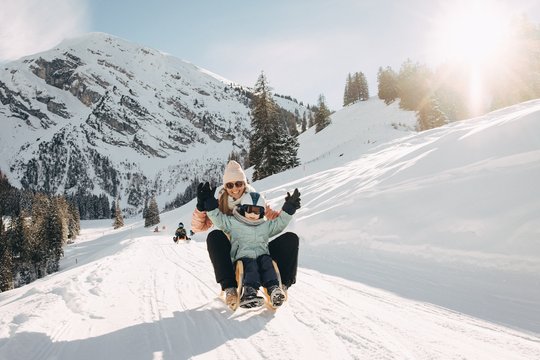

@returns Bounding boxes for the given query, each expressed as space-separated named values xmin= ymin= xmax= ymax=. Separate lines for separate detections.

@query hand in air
xmin=282 ymin=188 xmax=301 ymax=215
xmin=196 ymin=182 xmax=216 ymax=211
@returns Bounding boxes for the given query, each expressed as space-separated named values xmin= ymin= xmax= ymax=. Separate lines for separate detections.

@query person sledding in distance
xmin=197 ymin=182 xmax=301 ymax=309
xmin=191 ymin=160 xmax=300 ymax=310
xmin=173 ymin=222 xmax=189 ymax=243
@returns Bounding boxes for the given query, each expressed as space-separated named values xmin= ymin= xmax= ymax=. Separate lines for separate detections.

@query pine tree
xmin=356 ymin=72 xmax=369 ymax=101
xmin=45 ymin=198 xmax=65 ymax=273
xmin=113 ymin=198 xmax=124 ymax=229
xmin=144 ymin=197 xmax=160 ymax=227
xmin=308 ymin=112 xmax=314 ymax=128
xmin=343 ymin=73 xmax=353 ymax=106
xmin=417 ymin=96 xmax=448 ymax=131
xmin=228 ymin=150 xmax=239 ymax=162
xmin=301 ymin=112 xmax=307 ymax=133
xmin=99 ymin=194 xmax=110 ymax=220
xmin=8 ymin=212 xmax=33 ymax=286
xmin=249 ymin=72 xmax=299 ymax=181
xmin=377 ymin=66 xmax=399 ymax=105
xmin=67 ymin=201 xmax=80 ymax=241
xmin=315 ymin=94 xmax=332 ymax=133
xmin=397 ymin=59 xmax=432 ymax=111
xmin=8 ymin=212 xmax=30 ymax=261
xmin=142 ymin=198 xmax=148 ymax=220
xmin=344 ymin=72 xmax=369 ymax=106
xmin=30 ymin=194 xmax=64 ymax=277
xmin=0 ymin=217 xmax=14 ymax=292
xmin=30 ymin=194 xmax=49 ymax=278
xmin=249 ymin=72 xmax=277 ymax=179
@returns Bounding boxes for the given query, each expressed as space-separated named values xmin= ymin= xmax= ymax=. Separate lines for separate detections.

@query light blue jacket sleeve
xmin=266 ymin=211 xmax=293 ymax=238
xmin=207 ymin=209 xmax=232 ymax=233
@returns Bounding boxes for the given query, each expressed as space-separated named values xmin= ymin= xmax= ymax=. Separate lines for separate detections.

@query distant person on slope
xmin=190 ymin=160 xmax=299 ymax=309
xmin=197 ymin=186 xmax=300 ymax=308
xmin=173 ymin=222 xmax=188 ymax=243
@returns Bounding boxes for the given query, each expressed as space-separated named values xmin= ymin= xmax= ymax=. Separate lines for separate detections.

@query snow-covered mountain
xmin=1 ymin=98 xmax=539 ymax=359
xmin=0 ymin=33 xmax=311 ymax=214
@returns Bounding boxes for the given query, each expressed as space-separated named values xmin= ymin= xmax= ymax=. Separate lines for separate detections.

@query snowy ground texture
xmin=1 ymin=99 xmax=540 ymax=359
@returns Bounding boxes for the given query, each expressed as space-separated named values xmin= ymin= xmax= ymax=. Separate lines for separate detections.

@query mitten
xmin=196 ymin=182 xmax=217 ymax=211
xmin=202 ymin=183 xmax=218 ymax=211
xmin=196 ymin=182 xmax=206 ymax=211
xmin=282 ymin=188 xmax=301 ymax=215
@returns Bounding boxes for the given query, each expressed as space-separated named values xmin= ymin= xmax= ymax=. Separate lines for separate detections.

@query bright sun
xmin=429 ymin=0 xmax=512 ymax=68
xmin=428 ymin=0 xmax=514 ymax=114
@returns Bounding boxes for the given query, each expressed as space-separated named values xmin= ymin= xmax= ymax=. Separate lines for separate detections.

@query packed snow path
xmin=1 ymin=224 xmax=539 ymax=360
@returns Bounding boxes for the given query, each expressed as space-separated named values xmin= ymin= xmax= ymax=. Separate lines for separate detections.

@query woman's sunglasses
xmin=225 ymin=181 xmax=245 ymax=189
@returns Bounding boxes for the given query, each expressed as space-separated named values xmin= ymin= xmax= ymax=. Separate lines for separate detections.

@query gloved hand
xmin=196 ymin=182 xmax=217 ymax=211
xmin=196 ymin=182 xmax=206 ymax=211
xmin=282 ymin=188 xmax=301 ymax=215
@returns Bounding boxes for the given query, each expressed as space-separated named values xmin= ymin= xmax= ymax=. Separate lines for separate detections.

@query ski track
xmin=1 ymin=235 xmax=540 ymax=360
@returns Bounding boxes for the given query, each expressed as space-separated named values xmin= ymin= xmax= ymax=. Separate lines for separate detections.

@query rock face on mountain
xmin=0 ymin=33 xmax=308 ymax=214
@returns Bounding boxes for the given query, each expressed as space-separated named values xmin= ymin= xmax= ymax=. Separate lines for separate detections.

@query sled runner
xmin=173 ymin=236 xmax=190 ymax=243
xmin=219 ymin=260 xmax=243 ymax=311
xmin=262 ymin=260 xmax=287 ymax=310
xmin=221 ymin=260 xmax=287 ymax=312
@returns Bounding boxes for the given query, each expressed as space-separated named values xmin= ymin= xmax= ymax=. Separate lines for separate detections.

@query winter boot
xmin=267 ymin=285 xmax=286 ymax=308
xmin=224 ymin=287 xmax=238 ymax=310
xmin=239 ymin=286 xmax=264 ymax=309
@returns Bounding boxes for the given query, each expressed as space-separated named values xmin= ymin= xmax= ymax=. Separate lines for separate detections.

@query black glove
xmin=196 ymin=182 xmax=206 ymax=211
xmin=196 ymin=182 xmax=217 ymax=211
xmin=282 ymin=188 xmax=301 ymax=215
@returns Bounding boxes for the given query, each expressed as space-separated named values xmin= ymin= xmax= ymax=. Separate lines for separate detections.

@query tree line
xmin=357 ymin=16 xmax=540 ymax=131
xmin=0 ymin=170 xmax=81 ymax=292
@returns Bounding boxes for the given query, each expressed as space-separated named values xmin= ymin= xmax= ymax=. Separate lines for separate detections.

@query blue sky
xmin=2 ymin=0 xmax=540 ymax=109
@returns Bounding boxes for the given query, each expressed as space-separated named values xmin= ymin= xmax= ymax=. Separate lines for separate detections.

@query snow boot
xmin=224 ymin=287 xmax=238 ymax=310
xmin=239 ymin=286 xmax=264 ymax=309
xmin=267 ymin=285 xmax=286 ymax=308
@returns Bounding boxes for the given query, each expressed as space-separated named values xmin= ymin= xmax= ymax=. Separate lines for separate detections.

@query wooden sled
xmin=219 ymin=260 xmax=243 ymax=311
xmin=262 ymin=260 xmax=287 ymax=311
xmin=173 ymin=236 xmax=191 ymax=243
xmin=220 ymin=260 xmax=287 ymax=312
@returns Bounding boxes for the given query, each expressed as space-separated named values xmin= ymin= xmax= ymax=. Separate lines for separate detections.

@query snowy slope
xmin=1 ymin=100 xmax=540 ymax=359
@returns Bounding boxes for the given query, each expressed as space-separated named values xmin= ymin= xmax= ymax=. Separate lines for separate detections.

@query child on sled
xmin=197 ymin=183 xmax=301 ymax=309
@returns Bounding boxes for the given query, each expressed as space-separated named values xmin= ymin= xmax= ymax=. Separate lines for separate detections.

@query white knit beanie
xmin=223 ymin=160 xmax=247 ymax=184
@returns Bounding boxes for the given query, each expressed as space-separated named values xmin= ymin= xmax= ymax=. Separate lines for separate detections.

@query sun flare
xmin=429 ymin=0 xmax=512 ymax=68
xmin=428 ymin=0 xmax=515 ymax=114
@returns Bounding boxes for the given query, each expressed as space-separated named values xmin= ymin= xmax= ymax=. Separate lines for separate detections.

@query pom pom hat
xmin=223 ymin=160 xmax=247 ymax=185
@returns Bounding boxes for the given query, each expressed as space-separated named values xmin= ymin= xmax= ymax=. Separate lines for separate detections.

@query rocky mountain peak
xmin=0 ymin=33 xmax=310 ymax=215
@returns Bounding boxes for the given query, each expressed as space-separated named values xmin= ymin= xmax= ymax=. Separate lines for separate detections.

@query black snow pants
xmin=206 ymin=229 xmax=299 ymax=290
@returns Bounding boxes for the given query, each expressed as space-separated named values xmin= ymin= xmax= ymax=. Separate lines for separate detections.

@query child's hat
xmin=238 ymin=192 xmax=266 ymax=218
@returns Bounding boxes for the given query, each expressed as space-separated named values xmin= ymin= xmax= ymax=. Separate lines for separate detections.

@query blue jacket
xmin=207 ymin=208 xmax=292 ymax=262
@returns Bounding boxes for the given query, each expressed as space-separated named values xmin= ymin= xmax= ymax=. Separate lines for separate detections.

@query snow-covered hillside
xmin=1 ymin=99 xmax=539 ymax=359
xmin=0 ymin=32 xmax=311 ymax=213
